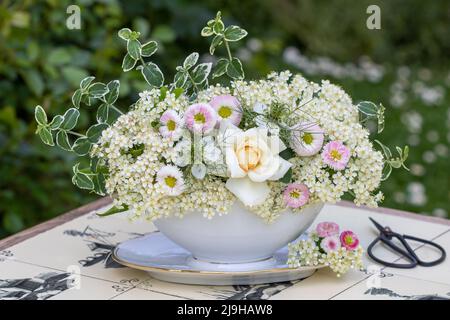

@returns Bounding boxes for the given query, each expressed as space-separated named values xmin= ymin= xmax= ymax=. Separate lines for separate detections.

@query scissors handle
xmin=368 ymin=232 xmax=446 ymax=268
xmin=402 ymin=234 xmax=446 ymax=267
xmin=367 ymin=234 xmax=418 ymax=268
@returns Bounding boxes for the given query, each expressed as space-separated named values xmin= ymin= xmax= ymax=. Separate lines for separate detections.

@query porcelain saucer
xmin=113 ymin=232 xmax=323 ymax=285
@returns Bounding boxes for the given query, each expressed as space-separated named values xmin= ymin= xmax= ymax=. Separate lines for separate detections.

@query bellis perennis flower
xmin=210 ymin=95 xmax=242 ymax=126
xmin=290 ymin=123 xmax=324 ymax=156
xmin=321 ymin=140 xmax=351 ymax=170
xmin=288 ymin=221 xmax=364 ymax=276
xmin=159 ymin=110 xmax=183 ymax=140
xmin=316 ymin=221 xmax=340 ymax=237
xmin=340 ymin=230 xmax=360 ymax=250
xmin=156 ymin=165 xmax=185 ymax=196
xmin=283 ymin=183 xmax=310 ymax=208
xmin=184 ymin=103 xmax=217 ymax=134
xmin=320 ymin=235 xmax=341 ymax=253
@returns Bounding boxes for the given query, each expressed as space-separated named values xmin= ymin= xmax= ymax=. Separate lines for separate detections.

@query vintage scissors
xmin=367 ymin=217 xmax=446 ymax=268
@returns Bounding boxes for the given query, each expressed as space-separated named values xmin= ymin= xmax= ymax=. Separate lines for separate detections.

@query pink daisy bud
xmin=340 ymin=230 xmax=360 ymax=251
xmin=283 ymin=183 xmax=310 ymax=208
xmin=210 ymin=95 xmax=242 ymax=126
xmin=321 ymin=140 xmax=351 ymax=170
xmin=159 ymin=110 xmax=182 ymax=140
xmin=316 ymin=221 xmax=340 ymax=238
xmin=290 ymin=123 xmax=324 ymax=156
xmin=184 ymin=103 xmax=217 ymax=134
xmin=320 ymin=235 xmax=341 ymax=253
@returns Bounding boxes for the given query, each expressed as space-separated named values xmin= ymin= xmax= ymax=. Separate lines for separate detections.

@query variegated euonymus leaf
xmin=60 ymin=108 xmax=80 ymax=130
xmin=37 ymin=126 xmax=54 ymax=146
xmin=104 ymin=80 xmax=120 ymax=104
xmin=72 ymin=89 xmax=82 ymax=108
xmin=138 ymin=62 xmax=164 ymax=87
xmin=183 ymin=52 xmax=199 ymax=70
xmin=141 ymin=41 xmax=158 ymax=57
xmin=34 ymin=105 xmax=47 ymax=125
xmin=48 ymin=115 xmax=64 ymax=130
xmin=88 ymin=82 xmax=109 ymax=98
xmin=212 ymin=58 xmax=229 ymax=78
xmin=97 ymin=104 xmax=109 ymax=123
xmin=56 ymin=130 xmax=72 ymax=151
xmin=72 ymin=137 xmax=91 ymax=156
xmin=226 ymin=57 xmax=244 ymax=79
xmin=127 ymin=38 xmax=141 ymax=60
xmin=118 ymin=28 xmax=132 ymax=40
xmin=72 ymin=163 xmax=94 ymax=190
xmin=223 ymin=25 xmax=248 ymax=42
xmin=192 ymin=63 xmax=212 ymax=84
xmin=86 ymin=123 xmax=109 ymax=143
xmin=122 ymin=53 xmax=137 ymax=72
xmin=80 ymin=76 xmax=95 ymax=90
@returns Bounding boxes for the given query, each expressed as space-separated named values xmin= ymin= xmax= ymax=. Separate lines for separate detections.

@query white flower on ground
xmin=210 ymin=95 xmax=242 ymax=126
xmin=290 ymin=122 xmax=324 ymax=156
xmin=156 ymin=165 xmax=185 ymax=196
xmin=218 ymin=122 xmax=292 ymax=206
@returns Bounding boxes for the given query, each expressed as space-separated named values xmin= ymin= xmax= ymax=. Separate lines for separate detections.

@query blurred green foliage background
xmin=0 ymin=0 xmax=449 ymax=238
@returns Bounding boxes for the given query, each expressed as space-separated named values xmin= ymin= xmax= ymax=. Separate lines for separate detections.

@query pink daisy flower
xmin=283 ymin=183 xmax=310 ymax=208
xmin=290 ymin=123 xmax=324 ymax=156
xmin=320 ymin=235 xmax=341 ymax=253
xmin=321 ymin=140 xmax=351 ymax=170
xmin=316 ymin=221 xmax=340 ymax=238
xmin=340 ymin=230 xmax=360 ymax=251
xmin=159 ymin=110 xmax=182 ymax=140
xmin=209 ymin=95 xmax=242 ymax=126
xmin=184 ymin=103 xmax=217 ymax=134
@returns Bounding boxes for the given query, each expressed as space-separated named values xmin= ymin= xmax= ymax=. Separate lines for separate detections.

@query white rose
xmin=218 ymin=122 xmax=292 ymax=206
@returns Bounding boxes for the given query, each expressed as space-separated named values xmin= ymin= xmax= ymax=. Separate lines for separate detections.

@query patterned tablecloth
xmin=0 ymin=200 xmax=449 ymax=300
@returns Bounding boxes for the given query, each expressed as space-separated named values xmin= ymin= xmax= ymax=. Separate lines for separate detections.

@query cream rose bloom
xmin=218 ymin=122 xmax=292 ymax=206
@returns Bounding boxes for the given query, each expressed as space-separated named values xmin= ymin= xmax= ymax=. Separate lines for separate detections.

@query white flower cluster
xmin=287 ymin=239 xmax=364 ymax=277
xmin=92 ymin=71 xmax=385 ymax=222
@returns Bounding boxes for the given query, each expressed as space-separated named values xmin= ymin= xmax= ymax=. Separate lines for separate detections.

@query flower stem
xmin=67 ymin=131 xmax=85 ymax=138
xmin=111 ymin=105 xmax=124 ymax=115
xmin=224 ymin=40 xmax=233 ymax=61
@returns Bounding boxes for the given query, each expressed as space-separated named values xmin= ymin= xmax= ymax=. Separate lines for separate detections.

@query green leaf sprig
xmin=357 ymin=101 xmax=385 ymax=134
xmin=201 ymin=11 xmax=247 ymax=80
xmin=374 ymin=140 xmax=409 ymax=180
xmin=172 ymin=52 xmax=212 ymax=96
xmin=118 ymin=28 xmax=163 ymax=88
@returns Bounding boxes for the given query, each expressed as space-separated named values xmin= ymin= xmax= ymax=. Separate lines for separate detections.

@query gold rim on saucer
xmin=112 ymin=248 xmax=324 ymax=275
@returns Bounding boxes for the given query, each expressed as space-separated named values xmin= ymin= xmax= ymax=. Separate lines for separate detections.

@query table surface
xmin=0 ymin=198 xmax=449 ymax=300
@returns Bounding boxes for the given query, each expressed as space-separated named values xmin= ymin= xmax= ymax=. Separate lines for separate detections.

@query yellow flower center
xmin=330 ymin=149 xmax=342 ymax=161
xmin=290 ymin=190 xmax=301 ymax=199
xmin=302 ymin=133 xmax=313 ymax=145
xmin=167 ymin=119 xmax=176 ymax=131
xmin=194 ymin=113 xmax=206 ymax=124
xmin=344 ymin=235 xmax=353 ymax=245
xmin=236 ymin=144 xmax=261 ymax=172
xmin=218 ymin=106 xmax=232 ymax=118
xmin=164 ymin=176 xmax=177 ymax=188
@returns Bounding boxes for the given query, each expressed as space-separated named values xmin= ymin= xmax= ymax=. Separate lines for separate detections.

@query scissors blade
xmin=369 ymin=217 xmax=386 ymax=233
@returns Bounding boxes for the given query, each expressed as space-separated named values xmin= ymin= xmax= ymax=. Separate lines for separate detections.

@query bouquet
xmin=34 ymin=12 xmax=408 ymax=223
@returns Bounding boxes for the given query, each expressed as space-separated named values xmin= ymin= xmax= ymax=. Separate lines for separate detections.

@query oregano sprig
xmin=201 ymin=11 xmax=247 ymax=80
